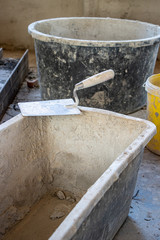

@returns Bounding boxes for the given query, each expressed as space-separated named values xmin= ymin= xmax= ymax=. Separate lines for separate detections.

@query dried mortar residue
xmin=2 ymin=190 xmax=81 ymax=240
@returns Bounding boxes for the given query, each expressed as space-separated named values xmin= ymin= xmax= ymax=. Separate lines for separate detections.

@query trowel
xmin=18 ymin=69 xmax=114 ymax=116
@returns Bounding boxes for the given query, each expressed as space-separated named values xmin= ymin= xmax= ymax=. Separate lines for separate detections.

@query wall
xmin=0 ymin=0 xmax=84 ymax=49
xmin=84 ymin=0 xmax=160 ymax=24
xmin=0 ymin=0 xmax=160 ymax=50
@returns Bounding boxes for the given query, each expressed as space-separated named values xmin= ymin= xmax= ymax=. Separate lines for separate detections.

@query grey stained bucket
xmin=28 ymin=17 xmax=160 ymax=114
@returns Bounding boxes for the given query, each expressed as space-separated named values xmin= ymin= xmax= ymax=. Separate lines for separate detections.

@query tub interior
xmin=34 ymin=18 xmax=160 ymax=41
xmin=0 ymin=110 xmax=147 ymax=238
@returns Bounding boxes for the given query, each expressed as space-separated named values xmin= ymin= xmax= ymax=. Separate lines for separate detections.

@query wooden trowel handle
xmin=75 ymin=69 xmax=114 ymax=90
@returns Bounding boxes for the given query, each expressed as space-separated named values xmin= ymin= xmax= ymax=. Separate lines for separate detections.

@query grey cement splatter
xmin=35 ymin=39 xmax=159 ymax=113
xmin=155 ymin=112 xmax=159 ymax=117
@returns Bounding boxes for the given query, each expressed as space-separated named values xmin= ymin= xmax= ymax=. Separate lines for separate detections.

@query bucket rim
xmin=145 ymin=73 xmax=160 ymax=97
xmin=28 ymin=17 xmax=160 ymax=47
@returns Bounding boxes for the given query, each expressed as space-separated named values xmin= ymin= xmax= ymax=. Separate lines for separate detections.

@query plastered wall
xmin=0 ymin=0 xmax=160 ymax=50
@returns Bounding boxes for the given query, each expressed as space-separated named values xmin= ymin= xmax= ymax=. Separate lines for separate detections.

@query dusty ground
xmin=0 ymin=50 xmax=160 ymax=240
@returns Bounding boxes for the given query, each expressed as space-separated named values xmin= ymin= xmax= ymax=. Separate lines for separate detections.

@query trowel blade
xmin=18 ymin=99 xmax=81 ymax=116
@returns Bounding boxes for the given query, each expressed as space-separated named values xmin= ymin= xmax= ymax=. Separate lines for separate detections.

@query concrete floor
xmin=1 ymin=50 xmax=160 ymax=240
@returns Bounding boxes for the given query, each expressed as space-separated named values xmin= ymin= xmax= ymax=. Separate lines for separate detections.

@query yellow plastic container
xmin=145 ymin=74 xmax=160 ymax=155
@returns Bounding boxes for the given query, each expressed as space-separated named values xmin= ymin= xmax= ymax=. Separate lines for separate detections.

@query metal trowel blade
xmin=18 ymin=99 xmax=81 ymax=116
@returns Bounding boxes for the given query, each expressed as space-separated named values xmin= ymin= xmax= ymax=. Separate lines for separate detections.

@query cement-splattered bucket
xmin=145 ymin=74 xmax=160 ymax=155
xmin=28 ymin=17 xmax=160 ymax=113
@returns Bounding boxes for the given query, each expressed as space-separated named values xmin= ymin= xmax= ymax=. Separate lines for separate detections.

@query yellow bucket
xmin=145 ymin=74 xmax=160 ymax=155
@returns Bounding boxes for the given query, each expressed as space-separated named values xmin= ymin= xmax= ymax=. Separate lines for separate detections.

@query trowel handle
xmin=75 ymin=69 xmax=114 ymax=90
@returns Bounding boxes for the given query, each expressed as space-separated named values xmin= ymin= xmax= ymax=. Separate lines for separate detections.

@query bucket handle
xmin=143 ymin=82 xmax=146 ymax=88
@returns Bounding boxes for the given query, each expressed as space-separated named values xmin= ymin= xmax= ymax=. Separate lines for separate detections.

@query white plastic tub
xmin=0 ymin=108 xmax=156 ymax=239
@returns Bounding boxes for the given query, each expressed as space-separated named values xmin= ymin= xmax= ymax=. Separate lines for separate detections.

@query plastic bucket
xmin=145 ymin=74 xmax=160 ymax=155
xmin=28 ymin=17 xmax=160 ymax=113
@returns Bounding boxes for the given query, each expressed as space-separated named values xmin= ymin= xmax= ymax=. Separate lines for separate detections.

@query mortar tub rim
xmin=28 ymin=17 xmax=160 ymax=47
